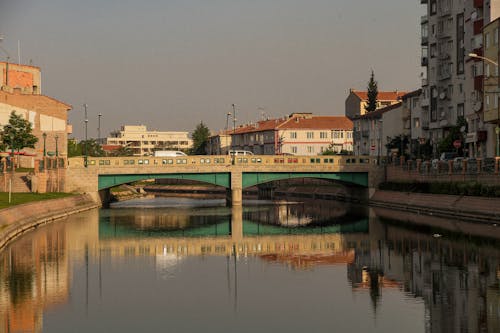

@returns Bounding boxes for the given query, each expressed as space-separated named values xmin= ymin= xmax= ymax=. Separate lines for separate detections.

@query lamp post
xmin=225 ymin=111 xmax=231 ymax=154
xmin=469 ymin=53 xmax=500 ymax=157
xmin=55 ymin=134 xmax=59 ymax=157
xmin=42 ymin=132 xmax=47 ymax=157
xmin=98 ymin=113 xmax=102 ymax=144
xmin=83 ymin=103 xmax=88 ymax=167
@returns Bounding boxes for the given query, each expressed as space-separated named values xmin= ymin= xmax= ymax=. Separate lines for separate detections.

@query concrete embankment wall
xmin=0 ymin=194 xmax=99 ymax=250
xmin=371 ymin=190 xmax=500 ymax=223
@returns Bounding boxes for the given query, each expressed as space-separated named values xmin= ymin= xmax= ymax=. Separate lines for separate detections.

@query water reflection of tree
xmin=7 ymin=266 xmax=34 ymax=305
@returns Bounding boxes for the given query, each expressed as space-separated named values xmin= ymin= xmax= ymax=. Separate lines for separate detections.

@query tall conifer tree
xmin=365 ymin=70 xmax=378 ymax=113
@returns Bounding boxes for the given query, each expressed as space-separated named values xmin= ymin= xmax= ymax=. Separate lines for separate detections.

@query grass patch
xmin=0 ymin=192 xmax=73 ymax=209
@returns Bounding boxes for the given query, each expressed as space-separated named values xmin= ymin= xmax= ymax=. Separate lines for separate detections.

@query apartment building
xmin=482 ymin=17 xmax=500 ymax=156
xmin=207 ymin=130 xmax=232 ymax=155
xmin=230 ymin=113 xmax=353 ymax=156
xmin=353 ymin=103 xmax=403 ymax=157
xmin=421 ymin=0 xmax=500 ymax=158
xmin=106 ymin=125 xmax=192 ymax=156
xmin=345 ymin=89 xmax=407 ymax=120
xmin=402 ymin=90 xmax=426 ymax=156
xmin=0 ymin=63 xmax=71 ymax=165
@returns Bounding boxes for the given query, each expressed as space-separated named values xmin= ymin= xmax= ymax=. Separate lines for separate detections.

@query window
xmin=306 ymin=132 xmax=314 ymax=139
xmin=430 ymin=0 xmax=437 ymax=15
xmin=291 ymin=146 xmax=297 ymax=154
xmin=290 ymin=132 xmax=297 ymax=139
xmin=430 ymin=43 xmax=437 ymax=58
xmin=320 ymin=131 xmax=328 ymax=139
xmin=307 ymin=146 xmax=314 ymax=153
xmin=414 ymin=118 xmax=420 ymax=128
xmin=485 ymin=32 xmax=491 ymax=49
xmin=457 ymin=104 xmax=464 ymax=117
xmin=495 ymin=27 xmax=499 ymax=45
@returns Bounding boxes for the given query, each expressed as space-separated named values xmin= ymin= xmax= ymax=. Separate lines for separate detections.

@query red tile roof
xmin=231 ymin=114 xmax=353 ymax=134
xmin=357 ymin=102 xmax=402 ymax=119
xmin=351 ymin=90 xmax=407 ymax=101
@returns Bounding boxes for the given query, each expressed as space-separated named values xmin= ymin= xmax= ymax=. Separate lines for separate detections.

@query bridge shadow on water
xmin=99 ymin=198 xmax=368 ymax=239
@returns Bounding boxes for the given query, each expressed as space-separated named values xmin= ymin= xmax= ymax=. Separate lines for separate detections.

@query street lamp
xmin=98 ymin=113 xmax=102 ymax=144
xmin=469 ymin=53 xmax=500 ymax=156
xmin=55 ymin=134 xmax=59 ymax=157
xmin=83 ymin=103 xmax=88 ymax=167
xmin=42 ymin=132 xmax=47 ymax=157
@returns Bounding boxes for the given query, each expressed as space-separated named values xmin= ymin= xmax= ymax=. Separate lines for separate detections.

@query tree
xmin=191 ymin=122 xmax=210 ymax=155
xmin=365 ymin=70 xmax=378 ymax=113
xmin=67 ymin=138 xmax=104 ymax=157
xmin=437 ymin=116 xmax=467 ymax=155
xmin=1 ymin=111 xmax=38 ymax=153
xmin=109 ymin=146 xmax=133 ymax=157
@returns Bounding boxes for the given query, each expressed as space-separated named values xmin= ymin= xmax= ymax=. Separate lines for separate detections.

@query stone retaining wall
xmin=371 ymin=190 xmax=500 ymax=223
xmin=0 ymin=194 xmax=99 ymax=250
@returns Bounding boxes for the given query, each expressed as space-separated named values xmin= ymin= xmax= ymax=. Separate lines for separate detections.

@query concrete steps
xmin=1 ymin=173 xmax=32 ymax=192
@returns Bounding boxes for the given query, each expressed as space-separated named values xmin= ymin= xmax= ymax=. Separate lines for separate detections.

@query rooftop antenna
xmin=17 ymin=40 xmax=21 ymax=64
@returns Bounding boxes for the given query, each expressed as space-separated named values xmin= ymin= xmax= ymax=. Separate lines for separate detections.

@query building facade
xmin=106 ymin=125 xmax=192 ymax=156
xmin=482 ymin=17 xmax=500 ymax=156
xmin=420 ymin=0 xmax=500 ymax=158
xmin=230 ymin=113 xmax=353 ymax=156
xmin=353 ymin=103 xmax=403 ymax=157
xmin=345 ymin=89 xmax=406 ymax=120
xmin=0 ymin=63 xmax=71 ymax=166
xmin=207 ymin=130 xmax=232 ymax=155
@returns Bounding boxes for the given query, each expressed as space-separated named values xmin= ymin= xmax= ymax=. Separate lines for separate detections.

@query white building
xmin=106 ymin=125 xmax=192 ymax=156
xmin=353 ymin=102 xmax=404 ymax=157
xmin=230 ymin=113 xmax=353 ymax=156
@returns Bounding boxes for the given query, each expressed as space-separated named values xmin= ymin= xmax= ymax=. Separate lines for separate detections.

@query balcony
xmin=421 ymin=0 xmax=427 ymax=3
xmin=474 ymin=0 xmax=483 ymax=8
xmin=422 ymin=120 xmax=429 ymax=129
xmin=361 ymin=130 xmax=369 ymax=138
xmin=421 ymin=56 xmax=428 ymax=66
xmin=422 ymin=78 xmax=428 ymax=86
xmin=421 ymin=36 xmax=428 ymax=45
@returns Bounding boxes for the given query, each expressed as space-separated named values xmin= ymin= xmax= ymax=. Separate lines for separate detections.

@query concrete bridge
xmin=65 ymin=155 xmax=384 ymax=205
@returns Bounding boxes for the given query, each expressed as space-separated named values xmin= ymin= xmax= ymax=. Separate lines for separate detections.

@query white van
xmin=154 ymin=150 xmax=187 ymax=157
xmin=229 ymin=150 xmax=254 ymax=156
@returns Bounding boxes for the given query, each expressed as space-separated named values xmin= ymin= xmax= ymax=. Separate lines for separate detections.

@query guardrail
xmin=68 ymin=155 xmax=379 ymax=169
xmin=390 ymin=157 xmax=500 ymax=176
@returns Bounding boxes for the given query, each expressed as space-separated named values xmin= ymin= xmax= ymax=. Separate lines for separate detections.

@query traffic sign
xmin=453 ymin=140 xmax=461 ymax=149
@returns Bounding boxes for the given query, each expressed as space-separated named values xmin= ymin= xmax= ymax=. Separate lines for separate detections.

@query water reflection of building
xmin=347 ymin=212 xmax=500 ymax=332
xmin=0 ymin=210 xmax=99 ymax=333
xmin=244 ymin=201 xmax=367 ymax=227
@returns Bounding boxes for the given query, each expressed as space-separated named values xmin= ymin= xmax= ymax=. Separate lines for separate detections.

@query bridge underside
xmin=98 ymin=172 xmax=368 ymax=191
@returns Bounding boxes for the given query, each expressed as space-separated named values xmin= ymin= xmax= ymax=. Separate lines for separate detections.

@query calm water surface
xmin=1 ymin=197 xmax=500 ymax=332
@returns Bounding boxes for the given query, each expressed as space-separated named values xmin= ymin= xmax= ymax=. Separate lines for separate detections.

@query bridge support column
xmin=226 ymin=170 xmax=243 ymax=206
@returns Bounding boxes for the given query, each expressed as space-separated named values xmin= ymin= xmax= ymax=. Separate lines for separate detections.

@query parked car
xmin=153 ymin=150 xmax=187 ymax=157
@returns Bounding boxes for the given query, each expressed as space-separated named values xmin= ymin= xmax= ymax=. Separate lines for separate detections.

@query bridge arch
xmin=98 ymin=173 xmax=231 ymax=190
xmin=241 ymin=172 xmax=368 ymax=188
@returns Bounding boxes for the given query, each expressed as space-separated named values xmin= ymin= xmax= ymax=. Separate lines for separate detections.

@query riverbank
xmin=370 ymin=190 xmax=500 ymax=223
xmin=0 ymin=194 xmax=99 ymax=250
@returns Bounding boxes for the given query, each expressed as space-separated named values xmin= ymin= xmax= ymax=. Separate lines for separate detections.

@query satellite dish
xmin=432 ymin=89 xmax=438 ymax=98
xmin=471 ymin=11 xmax=477 ymax=20
xmin=439 ymin=92 xmax=446 ymax=100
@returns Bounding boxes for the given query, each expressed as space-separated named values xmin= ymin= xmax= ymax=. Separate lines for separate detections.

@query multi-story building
xmin=0 ymin=62 xmax=71 ymax=166
xmin=482 ymin=17 xmax=500 ymax=156
xmin=402 ymin=90 xmax=425 ymax=156
xmin=207 ymin=130 xmax=232 ymax=155
xmin=421 ymin=0 xmax=500 ymax=158
xmin=353 ymin=103 xmax=403 ymax=157
xmin=345 ymin=89 xmax=407 ymax=120
xmin=230 ymin=113 xmax=353 ymax=156
xmin=106 ymin=125 xmax=192 ymax=156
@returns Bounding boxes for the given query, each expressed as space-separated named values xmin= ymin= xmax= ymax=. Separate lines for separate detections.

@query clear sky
xmin=0 ymin=0 xmax=422 ymax=139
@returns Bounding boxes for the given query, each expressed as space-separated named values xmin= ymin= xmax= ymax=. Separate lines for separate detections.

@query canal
xmin=1 ymin=197 xmax=500 ymax=332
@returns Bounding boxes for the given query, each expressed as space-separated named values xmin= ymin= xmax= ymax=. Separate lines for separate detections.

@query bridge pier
xmin=226 ymin=170 xmax=243 ymax=206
